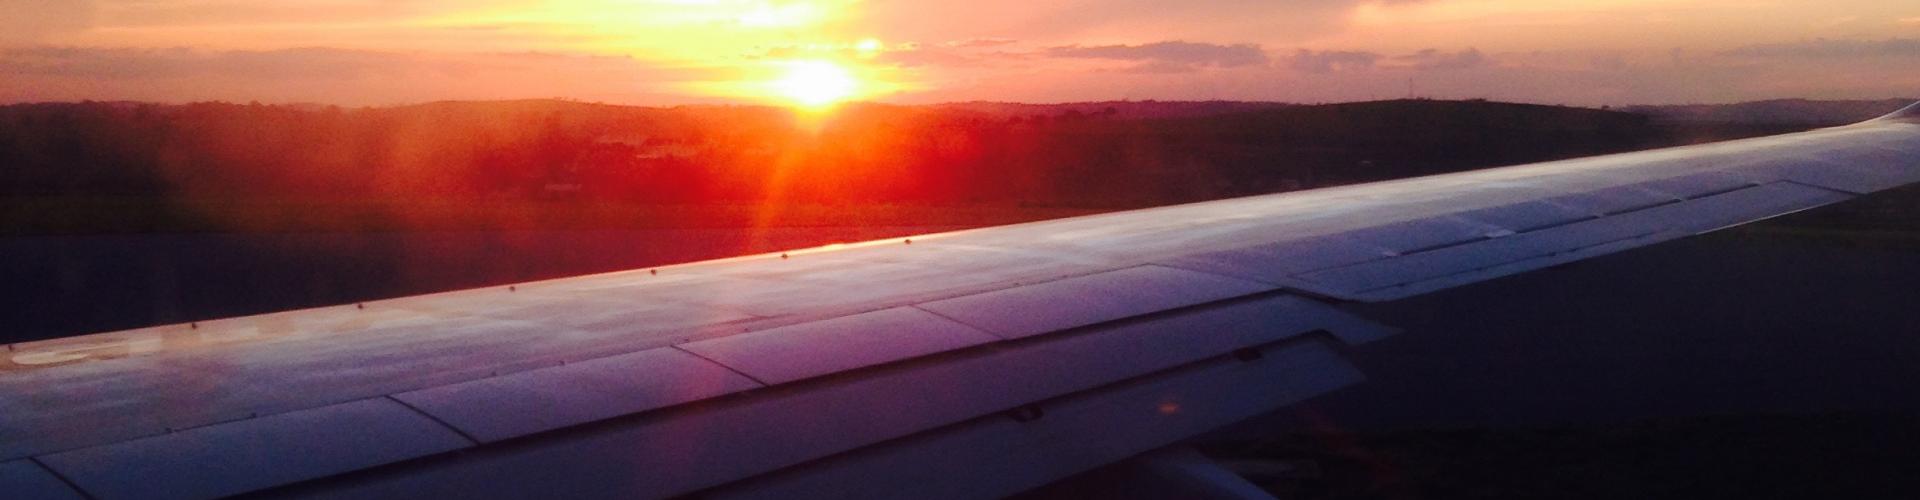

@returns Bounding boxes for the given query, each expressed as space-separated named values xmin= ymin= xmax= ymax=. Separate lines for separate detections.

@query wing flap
xmin=1767 ymin=153 xmax=1920 ymax=194
xmin=707 ymin=339 xmax=1361 ymax=500
xmin=283 ymin=296 xmax=1391 ymax=499
xmin=1294 ymin=182 xmax=1852 ymax=300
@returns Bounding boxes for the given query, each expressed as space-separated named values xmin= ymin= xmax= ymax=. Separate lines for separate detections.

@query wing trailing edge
xmin=1874 ymin=100 xmax=1920 ymax=123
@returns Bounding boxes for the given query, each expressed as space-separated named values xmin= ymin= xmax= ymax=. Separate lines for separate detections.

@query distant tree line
xmin=0 ymin=99 xmax=1767 ymax=208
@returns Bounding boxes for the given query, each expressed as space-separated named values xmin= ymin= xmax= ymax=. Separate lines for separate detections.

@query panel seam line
xmin=27 ymin=456 xmax=98 ymax=500
xmin=907 ymin=305 xmax=1009 ymax=340
xmin=1774 ymin=179 xmax=1864 ymax=196
xmin=671 ymin=346 xmax=774 ymax=386
xmin=384 ymin=395 xmax=484 ymax=446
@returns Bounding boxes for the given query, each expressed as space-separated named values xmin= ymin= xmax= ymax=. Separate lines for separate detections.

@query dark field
xmin=1198 ymin=186 xmax=1920 ymax=498
xmin=0 ymin=197 xmax=1103 ymax=236
xmin=1207 ymin=413 xmax=1920 ymax=499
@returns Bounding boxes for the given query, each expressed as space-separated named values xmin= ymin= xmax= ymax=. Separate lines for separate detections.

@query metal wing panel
xmin=37 ymin=398 xmax=471 ymax=500
xmin=1295 ymin=217 xmax=1663 ymax=296
xmin=677 ymin=307 xmax=999 ymax=385
xmin=705 ymin=340 xmax=1364 ymax=500
xmin=1545 ymin=184 xmax=1682 ymax=216
xmin=1337 ymin=233 xmax=1680 ymax=302
xmin=1335 ymin=216 xmax=1506 ymax=254
xmin=0 ymin=308 xmax=660 ymax=462
xmin=390 ymin=347 xmax=764 ymax=443
xmin=1451 ymin=200 xmax=1597 ymax=233
xmin=914 ymin=266 xmax=1277 ymax=339
xmin=0 ymin=460 xmax=85 ymax=500
xmin=1157 ymin=237 xmax=1394 ymax=284
xmin=1293 ymin=182 xmax=1852 ymax=300
xmin=286 ymin=296 xmax=1389 ymax=499
xmin=902 ymin=182 xmax=1541 ymax=265
xmin=393 ymin=288 xmax=759 ymax=334
xmin=1766 ymin=154 xmax=1920 ymax=194
xmin=1656 ymin=182 xmax=1855 ymax=233
xmin=1751 ymin=128 xmax=1920 ymax=193
xmin=553 ymin=242 xmax=1115 ymax=319
xmin=1637 ymin=170 xmax=1762 ymax=199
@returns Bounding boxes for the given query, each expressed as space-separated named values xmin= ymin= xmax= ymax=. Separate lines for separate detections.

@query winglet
xmin=1872 ymin=100 xmax=1920 ymax=123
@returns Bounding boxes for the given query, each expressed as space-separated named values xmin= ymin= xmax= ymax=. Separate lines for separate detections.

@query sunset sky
xmin=2 ymin=0 xmax=1917 ymax=106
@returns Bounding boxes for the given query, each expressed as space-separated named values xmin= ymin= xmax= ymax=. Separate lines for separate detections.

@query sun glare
xmin=772 ymin=60 xmax=859 ymax=108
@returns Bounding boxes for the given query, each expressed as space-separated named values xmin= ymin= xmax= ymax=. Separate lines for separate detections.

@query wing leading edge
xmin=3 ymin=108 xmax=1918 ymax=499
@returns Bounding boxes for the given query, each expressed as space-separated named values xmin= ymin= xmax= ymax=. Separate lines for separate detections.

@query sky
xmin=1 ymin=0 xmax=1917 ymax=106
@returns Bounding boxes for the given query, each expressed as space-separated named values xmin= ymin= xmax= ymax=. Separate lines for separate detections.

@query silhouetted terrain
xmin=8 ymin=98 xmax=1891 ymax=235
xmin=1625 ymin=98 xmax=1914 ymax=125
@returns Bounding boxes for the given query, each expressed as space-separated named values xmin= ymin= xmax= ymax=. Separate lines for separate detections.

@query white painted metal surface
xmin=1294 ymin=182 xmax=1853 ymax=300
xmin=915 ymin=265 xmax=1277 ymax=338
xmin=1160 ymin=238 xmax=1393 ymax=284
xmin=678 ymin=307 xmax=998 ymax=384
xmin=1452 ymin=200 xmax=1595 ymax=232
xmin=703 ymin=340 xmax=1361 ymax=500
xmin=289 ymin=296 xmax=1387 ymax=499
xmin=0 ymin=460 xmax=84 ymax=500
xmin=37 ymin=398 xmax=471 ymax=500
xmin=392 ymin=347 xmax=763 ymax=442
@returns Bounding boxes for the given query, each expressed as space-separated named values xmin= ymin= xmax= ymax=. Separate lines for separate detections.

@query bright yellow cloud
xmin=14 ymin=0 xmax=1920 ymax=106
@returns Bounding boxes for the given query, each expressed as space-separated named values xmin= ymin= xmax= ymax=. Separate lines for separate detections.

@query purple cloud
xmin=1391 ymin=48 xmax=1488 ymax=71
xmin=1725 ymin=38 xmax=1920 ymax=58
xmin=1288 ymin=49 xmax=1381 ymax=74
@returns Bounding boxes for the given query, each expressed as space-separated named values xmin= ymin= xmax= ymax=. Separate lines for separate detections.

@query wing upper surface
xmin=3 ymin=114 xmax=1917 ymax=499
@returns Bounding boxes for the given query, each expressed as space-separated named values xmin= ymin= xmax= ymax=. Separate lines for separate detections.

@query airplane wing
xmin=4 ymin=104 xmax=1918 ymax=500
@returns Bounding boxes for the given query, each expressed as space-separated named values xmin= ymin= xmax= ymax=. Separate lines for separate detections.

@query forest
xmin=0 ymin=98 xmax=1822 ymax=234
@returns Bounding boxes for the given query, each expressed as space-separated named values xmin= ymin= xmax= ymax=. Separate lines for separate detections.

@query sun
xmin=772 ymin=60 xmax=858 ymax=109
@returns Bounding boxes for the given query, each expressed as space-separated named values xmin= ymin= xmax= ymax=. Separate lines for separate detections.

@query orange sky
xmin=1 ymin=0 xmax=1917 ymax=106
